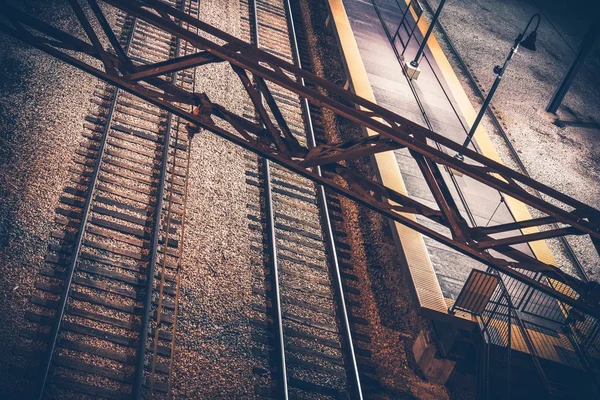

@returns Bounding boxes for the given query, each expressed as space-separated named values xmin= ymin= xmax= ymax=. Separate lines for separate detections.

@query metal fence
xmin=477 ymin=269 xmax=553 ymax=398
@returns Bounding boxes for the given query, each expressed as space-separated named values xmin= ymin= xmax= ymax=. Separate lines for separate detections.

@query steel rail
xmin=167 ymin=141 xmax=192 ymax=398
xmin=147 ymin=122 xmax=178 ymax=397
xmin=417 ymin=0 xmax=590 ymax=283
xmin=146 ymin=0 xmax=194 ymax=397
xmin=250 ymin=0 xmax=289 ymax=397
xmin=133 ymin=0 xmax=188 ymax=397
xmin=283 ymin=0 xmax=363 ymax=397
xmin=33 ymin=14 xmax=136 ymax=400
xmin=164 ymin=6 xmax=200 ymax=399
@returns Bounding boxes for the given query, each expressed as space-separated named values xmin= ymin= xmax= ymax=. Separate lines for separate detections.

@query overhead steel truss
xmin=1 ymin=0 xmax=600 ymax=317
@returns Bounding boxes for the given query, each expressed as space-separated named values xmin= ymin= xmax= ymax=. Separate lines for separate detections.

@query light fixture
xmin=520 ymin=14 xmax=541 ymax=51
xmin=455 ymin=14 xmax=541 ymax=161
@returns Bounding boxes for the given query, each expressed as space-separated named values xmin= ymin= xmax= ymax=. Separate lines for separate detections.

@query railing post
xmin=546 ymin=19 xmax=599 ymax=114
xmin=507 ymin=305 xmax=512 ymax=400
xmin=409 ymin=0 xmax=446 ymax=68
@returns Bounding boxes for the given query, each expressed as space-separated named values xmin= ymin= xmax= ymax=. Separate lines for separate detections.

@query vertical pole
xmin=546 ymin=19 xmax=600 ymax=113
xmin=410 ymin=0 xmax=447 ymax=67
xmin=507 ymin=306 xmax=512 ymax=400
xmin=456 ymin=38 xmax=520 ymax=160
xmin=476 ymin=328 xmax=485 ymax=400
xmin=484 ymin=340 xmax=490 ymax=400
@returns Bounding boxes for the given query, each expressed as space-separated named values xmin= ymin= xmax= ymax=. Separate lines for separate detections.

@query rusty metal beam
xmin=1 ymin=0 xmax=600 ymax=318
xmin=301 ymin=135 xmax=403 ymax=167
xmin=87 ymin=0 xmax=133 ymax=73
xmin=68 ymin=0 xmax=117 ymax=74
xmin=471 ymin=215 xmax=558 ymax=236
xmin=254 ymin=75 xmax=305 ymax=156
xmin=128 ymin=51 xmax=224 ymax=80
xmin=476 ymin=227 xmax=582 ymax=250
xmin=411 ymin=147 xmax=470 ymax=242
xmin=107 ymin=0 xmax=600 ymax=238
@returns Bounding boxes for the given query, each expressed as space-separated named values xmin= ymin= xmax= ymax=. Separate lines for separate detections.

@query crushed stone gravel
xmin=0 ymin=1 xmax=120 ymax=397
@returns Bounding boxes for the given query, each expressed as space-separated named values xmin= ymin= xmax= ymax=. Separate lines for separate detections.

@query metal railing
xmin=478 ymin=269 xmax=553 ymax=399
xmin=390 ymin=0 xmax=422 ymax=53
xmin=567 ymin=314 xmax=600 ymax=392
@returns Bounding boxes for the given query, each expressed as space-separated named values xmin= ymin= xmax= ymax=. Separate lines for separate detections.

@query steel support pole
xmin=546 ymin=19 xmax=600 ymax=114
xmin=456 ymin=39 xmax=519 ymax=160
xmin=484 ymin=340 xmax=490 ymax=400
xmin=410 ymin=0 xmax=447 ymax=67
xmin=507 ymin=307 xmax=512 ymax=400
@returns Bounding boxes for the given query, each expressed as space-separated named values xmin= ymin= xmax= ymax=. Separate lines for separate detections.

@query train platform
xmin=326 ymin=0 xmax=587 ymax=372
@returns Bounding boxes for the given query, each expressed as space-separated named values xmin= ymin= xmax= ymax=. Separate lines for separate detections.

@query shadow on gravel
xmin=554 ymin=117 xmax=600 ymax=131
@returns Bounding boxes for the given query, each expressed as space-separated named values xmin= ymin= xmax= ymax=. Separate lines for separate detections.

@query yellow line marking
xmin=327 ymin=0 xmax=570 ymax=338
xmin=327 ymin=0 xmax=454 ymax=322
xmin=405 ymin=0 xmax=576 ymax=354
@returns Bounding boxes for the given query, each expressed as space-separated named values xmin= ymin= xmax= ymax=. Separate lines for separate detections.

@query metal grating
xmin=451 ymin=269 xmax=499 ymax=316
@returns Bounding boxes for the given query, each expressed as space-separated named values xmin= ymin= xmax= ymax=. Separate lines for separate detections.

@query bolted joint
xmin=186 ymin=93 xmax=214 ymax=138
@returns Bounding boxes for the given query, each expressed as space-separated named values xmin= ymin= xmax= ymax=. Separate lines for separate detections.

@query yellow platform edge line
xmin=326 ymin=0 xmax=468 ymax=326
xmin=327 ymin=0 xmax=570 ymax=324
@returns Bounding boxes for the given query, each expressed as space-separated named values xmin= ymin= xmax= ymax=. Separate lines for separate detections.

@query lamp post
xmin=405 ymin=0 xmax=448 ymax=80
xmin=455 ymin=14 xmax=540 ymax=161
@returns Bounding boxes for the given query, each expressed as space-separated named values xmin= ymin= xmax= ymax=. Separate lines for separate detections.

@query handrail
xmin=488 ymin=271 xmax=553 ymax=396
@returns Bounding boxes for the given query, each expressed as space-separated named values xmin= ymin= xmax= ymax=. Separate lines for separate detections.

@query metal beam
xmin=128 ymin=51 xmax=224 ymax=80
xmin=105 ymin=0 xmax=600 ymax=238
xmin=1 ymin=0 xmax=600 ymax=318
xmin=471 ymin=216 xmax=558 ymax=236
xmin=476 ymin=227 xmax=581 ymax=250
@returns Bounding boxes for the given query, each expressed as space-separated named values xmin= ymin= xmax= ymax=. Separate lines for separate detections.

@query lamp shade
xmin=520 ymin=30 xmax=537 ymax=51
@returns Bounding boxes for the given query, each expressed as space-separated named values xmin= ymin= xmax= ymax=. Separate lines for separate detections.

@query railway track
xmin=241 ymin=0 xmax=378 ymax=398
xmin=15 ymin=1 xmax=199 ymax=398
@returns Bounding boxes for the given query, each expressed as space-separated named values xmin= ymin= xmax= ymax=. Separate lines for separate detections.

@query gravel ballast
xmin=0 ymin=1 xmax=116 ymax=397
xmin=169 ymin=0 xmax=260 ymax=397
xmin=296 ymin=0 xmax=452 ymax=397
